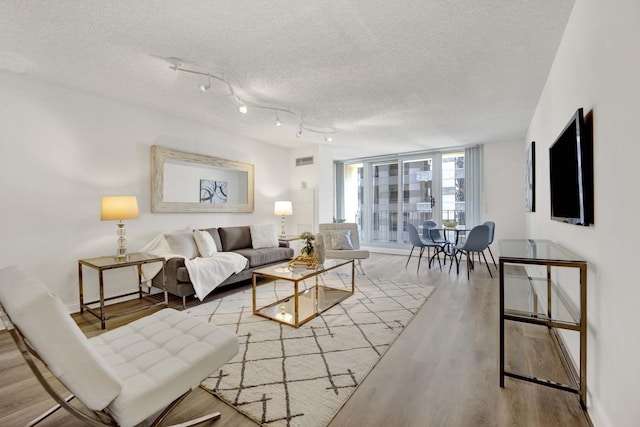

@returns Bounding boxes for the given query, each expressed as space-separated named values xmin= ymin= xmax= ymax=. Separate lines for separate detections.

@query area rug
xmin=187 ymin=272 xmax=434 ymax=427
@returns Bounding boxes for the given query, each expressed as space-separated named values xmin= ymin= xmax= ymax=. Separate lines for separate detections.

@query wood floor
xmin=0 ymin=253 xmax=591 ymax=427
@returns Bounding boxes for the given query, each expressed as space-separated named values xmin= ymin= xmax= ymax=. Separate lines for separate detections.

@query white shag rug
xmin=187 ymin=272 xmax=434 ymax=427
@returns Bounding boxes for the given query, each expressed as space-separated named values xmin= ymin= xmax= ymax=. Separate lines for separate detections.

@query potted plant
xmin=288 ymin=232 xmax=320 ymax=270
xmin=300 ymin=231 xmax=315 ymax=257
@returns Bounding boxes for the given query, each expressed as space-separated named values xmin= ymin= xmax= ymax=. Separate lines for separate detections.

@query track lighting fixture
xmin=167 ymin=57 xmax=183 ymax=72
xmin=198 ymin=74 xmax=211 ymax=93
xmin=166 ymin=58 xmax=337 ymax=140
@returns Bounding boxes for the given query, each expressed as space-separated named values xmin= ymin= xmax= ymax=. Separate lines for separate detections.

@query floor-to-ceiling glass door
xmin=400 ymin=155 xmax=440 ymax=244
xmin=338 ymin=150 xmax=465 ymax=248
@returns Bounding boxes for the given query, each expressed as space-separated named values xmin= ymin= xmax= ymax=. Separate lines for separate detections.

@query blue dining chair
xmin=449 ymin=224 xmax=493 ymax=279
xmin=406 ymin=223 xmax=442 ymax=272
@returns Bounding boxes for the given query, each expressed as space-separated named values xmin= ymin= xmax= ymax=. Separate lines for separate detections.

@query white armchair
xmin=0 ymin=265 xmax=238 ymax=427
xmin=318 ymin=223 xmax=369 ymax=274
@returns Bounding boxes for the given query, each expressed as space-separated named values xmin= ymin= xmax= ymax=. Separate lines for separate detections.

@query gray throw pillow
xmin=330 ymin=230 xmax=354 ymax=250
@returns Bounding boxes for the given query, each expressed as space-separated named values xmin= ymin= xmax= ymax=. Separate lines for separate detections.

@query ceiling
xmin=0 ymin=1 xmax=575 ymax=160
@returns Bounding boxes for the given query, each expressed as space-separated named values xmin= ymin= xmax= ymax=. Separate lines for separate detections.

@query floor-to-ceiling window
xmin=337 ymin=150 xmax=466 ymax=247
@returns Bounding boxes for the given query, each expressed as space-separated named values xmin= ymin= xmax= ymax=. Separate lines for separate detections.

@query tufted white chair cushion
xmin=91 ymin=308 xmax=238 ymax=427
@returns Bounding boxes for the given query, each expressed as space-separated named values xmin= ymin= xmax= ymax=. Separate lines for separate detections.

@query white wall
xmin=0 ymin=71 xmax=290 ymax=310
xmin=289 ymin=144 xmax=335 ymax=232
xmin=483 ymin=140 xmax=527 ymax=254
xmin=525 ymin=1 xmax=640 ymax=425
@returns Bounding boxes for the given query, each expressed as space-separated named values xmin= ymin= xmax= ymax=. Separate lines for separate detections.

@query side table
xmin=78 ymin=252 xmax=167 ymax=329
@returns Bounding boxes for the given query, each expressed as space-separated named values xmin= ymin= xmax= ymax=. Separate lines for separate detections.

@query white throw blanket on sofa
xmin=140 ymin=233 xmax=248 ymax=301
xmin=184 ymin=254 xmax=247 ymax=300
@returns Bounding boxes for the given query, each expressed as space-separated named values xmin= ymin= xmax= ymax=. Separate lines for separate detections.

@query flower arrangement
xmin=288 ymin=231 xmax=320 ymax=270
xmin=299 ymin=231 xmax=315 ymax=256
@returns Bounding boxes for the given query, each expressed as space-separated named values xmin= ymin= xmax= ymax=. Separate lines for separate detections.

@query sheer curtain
xmin=465 ymin=145 xmax=483 ymax=228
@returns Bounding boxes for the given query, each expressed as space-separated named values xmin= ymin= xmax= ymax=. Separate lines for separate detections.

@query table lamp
xmin=273 ymin=201 xmax=293 ymax=239
xmin=101 ymin=196 xmax=140 ymax=259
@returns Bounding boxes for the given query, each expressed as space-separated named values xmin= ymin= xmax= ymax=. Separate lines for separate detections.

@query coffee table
xmin=252 ymin=259 xmax=354 ymax=327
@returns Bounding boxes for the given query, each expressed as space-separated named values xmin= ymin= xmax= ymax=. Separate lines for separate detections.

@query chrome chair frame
xmin=0 ymin=304 xmax=221 ymax=427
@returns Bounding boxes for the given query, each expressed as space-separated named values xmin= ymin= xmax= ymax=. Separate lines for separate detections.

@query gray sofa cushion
xmin=233 ymin=247 xmax=293 ymax=268
xmin=219 ymin=226 xmax=252 ymax=252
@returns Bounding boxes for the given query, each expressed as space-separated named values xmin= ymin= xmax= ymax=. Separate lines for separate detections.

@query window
xmin=337 ymin=150 xmax=470 ymax=247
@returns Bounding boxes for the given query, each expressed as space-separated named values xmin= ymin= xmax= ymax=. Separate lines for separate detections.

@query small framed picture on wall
xmin=525 ymin=141 xmax=535 ymax=212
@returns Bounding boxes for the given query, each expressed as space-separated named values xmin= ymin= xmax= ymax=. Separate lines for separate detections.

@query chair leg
xmin=357 ymin=259 xmax=366 ymax=275
xmin=449 ymin=250 xmax=461 ymax=275
xmin=434 ymin=248 xmax=442 ymax=271
xmin=417 ymin=247 xmax=425 ymax=272
xmin=487 ymin=246 xmax=497 ymax=268
xmin=151 ymin=388 xmax=222 ymax=427
xmin=480 ymin=251 xmax=493 ymax=278
xmin=406 ymin=246 xmax=415 ymax=268
xmin=27 ymin=394 xmax=75 ymax=427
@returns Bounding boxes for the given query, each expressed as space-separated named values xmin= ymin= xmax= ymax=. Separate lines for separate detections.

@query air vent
xmin=295 ymin=156 xmax=314 ymax=166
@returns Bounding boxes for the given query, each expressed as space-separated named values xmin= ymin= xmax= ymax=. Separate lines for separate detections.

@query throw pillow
xmin=330 ymin=230 xmax=355 ymax=250
xmin=193 ymin=229 xmax=218 ymax=258
xmin=163 ymin=229 xmax=199 ymax=259
xmin=250 ymin=224 xmax=279 ymax=249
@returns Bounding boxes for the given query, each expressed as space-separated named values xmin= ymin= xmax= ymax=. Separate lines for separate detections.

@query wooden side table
xmin=78 ymin=252 xmax=167 ymax=329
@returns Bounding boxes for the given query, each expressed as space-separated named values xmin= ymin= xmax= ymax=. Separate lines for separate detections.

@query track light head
xmin=275 ymin=111 xmax=282 ymax=126
xmin=296 ymin=123 xmax=303 ymax=137
xmin=324 ymin=135 xmax=332 ymax=143
xmin=167 ymin=57 xmax=183 ymax=72
xmin=199 ymin=75 xmax=211 ymax=93
xmin=238 ymin=104 xmax=248 ymax=114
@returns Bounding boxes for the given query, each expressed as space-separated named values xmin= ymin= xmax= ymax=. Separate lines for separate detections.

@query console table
xmin=499 ymin=239 xmax=587 ymax=408
xmin=78 ymin=253 xmax=167 ymax=329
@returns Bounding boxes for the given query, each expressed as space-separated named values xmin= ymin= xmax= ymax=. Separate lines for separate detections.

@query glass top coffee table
xmin=252 ymin=259 xmax=355 ymax=327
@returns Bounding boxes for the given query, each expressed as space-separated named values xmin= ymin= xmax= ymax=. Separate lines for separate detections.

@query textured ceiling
xmin=0 ymin=0 xmax=575 ymax=160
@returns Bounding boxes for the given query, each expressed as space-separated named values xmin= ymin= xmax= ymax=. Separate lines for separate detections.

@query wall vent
xmin=295 ymin=156 xmax=314 ymax=166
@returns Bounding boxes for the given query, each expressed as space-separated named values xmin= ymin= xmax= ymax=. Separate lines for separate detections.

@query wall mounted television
xmin=549 ymin=108 xmax=593 ymax=225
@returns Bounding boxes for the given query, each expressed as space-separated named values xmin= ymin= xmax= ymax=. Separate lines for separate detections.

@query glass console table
xmin=499 ymin=239 xmax=587 ymax=408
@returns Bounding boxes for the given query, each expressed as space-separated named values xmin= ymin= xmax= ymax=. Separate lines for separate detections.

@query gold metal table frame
xmin=252 ymin=259 xmax=355 ymax=328
xmin=78 ymin=252 xmax=167 ymax=329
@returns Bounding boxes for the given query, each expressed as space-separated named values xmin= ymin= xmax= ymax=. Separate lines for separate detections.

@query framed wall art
xmin=525 ymin=141 xmax=535 ymax=212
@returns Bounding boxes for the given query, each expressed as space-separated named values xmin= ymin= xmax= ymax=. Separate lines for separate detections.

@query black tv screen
xmin=549 ymin=108 xmax=593 ymax=225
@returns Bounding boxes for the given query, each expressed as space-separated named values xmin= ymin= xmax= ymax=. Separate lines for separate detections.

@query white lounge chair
xmin=0 ymin=265 xmax=238 ymax=427
xmin=319 ymin=223 xmax=369 ymax=274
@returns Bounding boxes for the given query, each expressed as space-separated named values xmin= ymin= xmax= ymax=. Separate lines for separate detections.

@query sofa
xmin=151 ymin=225 xmax=294 ymax=308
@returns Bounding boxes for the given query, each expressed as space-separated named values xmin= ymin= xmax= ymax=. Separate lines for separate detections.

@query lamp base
xmin=116 ymin=222 xmax=129 ymax=260
xmin=280 ymin=215 xmax=287 ymax=239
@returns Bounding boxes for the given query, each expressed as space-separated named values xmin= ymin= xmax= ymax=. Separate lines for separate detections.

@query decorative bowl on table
xmin=443 ymin=220 xmax=458 ymax=228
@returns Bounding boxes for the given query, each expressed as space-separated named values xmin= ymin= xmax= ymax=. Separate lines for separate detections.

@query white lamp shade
xmin=101 ymin=196 xmax=140 ymax=221
xmin=274 ymin=200 xmax=293 ymax=216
